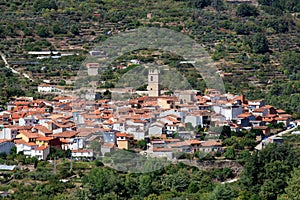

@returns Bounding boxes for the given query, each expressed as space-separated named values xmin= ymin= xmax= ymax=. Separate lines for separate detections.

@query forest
xmin=0 ymin=142 xmax=299 ymax=200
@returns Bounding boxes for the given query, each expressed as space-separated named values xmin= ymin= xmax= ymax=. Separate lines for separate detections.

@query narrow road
xmin=255 ymin=126 xmax=297 ymax=151
xmin=0 ymin=51 xmax=34 ymax=81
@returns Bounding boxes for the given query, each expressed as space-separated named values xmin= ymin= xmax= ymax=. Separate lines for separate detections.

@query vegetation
xmin=0 ymin=1 xmax=299 ymax=198
xmin=0 ymin=0 xmax=299 ymax=116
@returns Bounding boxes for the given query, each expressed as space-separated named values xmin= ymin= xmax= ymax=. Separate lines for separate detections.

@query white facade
xmin=31 ymin=146 xmax=50 ymax=160
xmin=16 ymin=143 xmax=37 ymax=155
xmin=67 ymin=138 xmax=84 ymax=150
xmin=248 ymin=100 xmax=265 ymax=111
xmin=38 ymin=85 xmax=56 ymax=93
xmin=213 ymin=104 xmax=243 ymax=121
xmin=148 ymin=121 xmax=165 ymax=137
xmin=19 ymin=116 xmax=38 ymax=126
xmin=71 ymin=150 xmax=94 ymax=159
xmin=146 ymin=150 xmax=173 ymax=160
xmin=185 ymin=115 xmax=202 ymax=128
xmin=0 ymin=128 xmax=18 ymax=140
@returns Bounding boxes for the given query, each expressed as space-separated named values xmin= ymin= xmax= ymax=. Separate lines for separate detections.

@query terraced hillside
xmin=0 ymin=0 xmax=300 ymax=116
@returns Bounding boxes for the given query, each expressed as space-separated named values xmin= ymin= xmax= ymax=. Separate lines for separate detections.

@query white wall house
xmin=16 ymin=141 xmax=38 ymax=157
xmin=19 ymin=116 xmax=38 ymax=126
xmin=71 ymin=149 xmax=94 ymax=160
xmin=31 ymin=145 xmax=50 ymax=160
xmin=248 ymin=100 xmax=265 ymax=111
xmin=213 ymin=103 xmax=243 ymax=121
xmin=38 ymin=84 xmax=56 ymax=93
xmin=148 ymin=121 xmax=165 ymax=137
xmin=66 ymin=138 xmax=84 ymax=150
xmin=0 ymin=128 xmax=18 ymax=140
xmin=185 ymin=115 xmax=203 ymax=128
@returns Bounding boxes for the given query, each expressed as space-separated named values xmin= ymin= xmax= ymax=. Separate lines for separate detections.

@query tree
xmin=33 ymin=0 xmax=58 ymax=11
xmin=193 ymin=0 xmax=211 ymax=9
xmin=251 ymin=33 xmax=269 ymax=53
xmin=208 ymin=184 xmax=237 ymax=200
xmin=70 ymin=25 xmax=80 ymax=35
xmin=137 ymin=139 xmax=147 ymax=150
xmin=139 ymin=175 xmax=152 ymax=197
xmin=236 ymin=4 xmax=259 ymax=17
xmin=259 ymin=160 xmax=290 ymax=200
xmin=224 ymin=147 xmax=236 ymax=160
xmin=90 ymin=140 xmax=101 ymax=155
xmin=83 ymin=167 xmax=120 ymax=198
xmin=211 ymin=0 xmax=224 ymax=11
xmin=278 ymin=167 xmax=300 ymax=200
xmin=52 ymin=23 xmax=67 ymax=35
xmin=36 ymin=26 xmax=51 ymax=38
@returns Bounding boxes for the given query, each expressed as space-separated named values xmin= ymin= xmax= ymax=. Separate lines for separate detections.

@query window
xmin=150 ymin=76 xmax=153 ymax=81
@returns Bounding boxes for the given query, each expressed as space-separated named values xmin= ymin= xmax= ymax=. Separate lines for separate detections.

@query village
xmin=0 ymin=67 xmax=296 ymax=163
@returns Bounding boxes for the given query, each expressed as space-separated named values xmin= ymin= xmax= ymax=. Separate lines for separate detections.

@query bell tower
xmin=148 ymin=68 xmax=160 ymax=97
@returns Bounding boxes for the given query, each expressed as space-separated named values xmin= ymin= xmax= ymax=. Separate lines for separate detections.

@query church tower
xmin=148 ymin=68 xmax=160 ymax=97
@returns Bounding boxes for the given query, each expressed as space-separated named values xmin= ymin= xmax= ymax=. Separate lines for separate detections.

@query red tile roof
xmin=116 ymin=133 xmax=127 ymax=137
xmin=50 ymin=131 xmax=78 ymax=138
xmin=35 ymin=145 xmax=49 ymax=150
xmin=201 ymin=140 xmax=222 ymax=147
xmin=36 ymin=137 xmax=54 ymax=141
xmin=14 ymin=139 xmax=37 ymax=146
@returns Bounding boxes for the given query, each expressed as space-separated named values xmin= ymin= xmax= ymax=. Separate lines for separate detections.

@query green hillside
xmin=0 ymin=0 xmax=300 ymax=116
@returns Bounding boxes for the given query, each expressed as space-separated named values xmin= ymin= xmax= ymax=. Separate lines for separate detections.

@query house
xmin=19 ymin=115 xmax=39 ymax=126
xmin=127 ymin=127 xmax=145 ymax=140
xmin=248 ymin=100 xmax=265 ymax=111
xmin=46 ymin=120 xmax=75 ymax=134
xmin=253 ymin=126 xmax=271 ymax=136
xmin=199 ymin=140 xmax=222 ymax=153
xmin=252 ymin=107 xmax=268 ymax=117
xmin=101 ymin=143 xmax=115 ymax=155
xmin=262 ymin=114 xmax=277 ymax=125
xmin=60 ymin=138 xmax=84 ymax=150
xmin=0 ymin=140 xmax=15 ymax=155
xmin=187 ymin=139 xmax=203 ymax=153
xmin=32 ymin=125 xmax=52 ymax=136
xmin=165 ymin=124 xmax=179 ymax=133
xmin=0 ymin=127 xmax=18 ymax=140
xmin=16 ymin=131 xmax=42 ymax=143
xmin=263 ymin=105 xmax=277 ymax=115
xmin=14 ymin=139 xmax=37 ymax=156
xmin=38 ymin=84 xmax=56 ymax=93
xmin=35 ymin=136 xmax=61 ymax=149
xmin=116 ymin=133 xmax=130 ymax=150
xmin=261 ymin=136 xmax=284 ymax=149
xmin=168 ymin=141 xmax=191 ymax=153
xmin=103 ymin=131 xmax=116 ymax=144
xmin=212 ymin=103 xmax=243 ymax=121
xmin=147 ymin=148 xmax=174 ymax=160
xmin=150 ymin=140 xmax=166 ymax=149
xmin=71 ymin=149 xmax=94 ymax=160
xmin=236 ymin=113 xmax=256 ymax=127
xmin=86 ymin=63 xmax=100 ymax=76
xmin=185 ymin=114 xmax=203 ymax=128
xmin=31 ymin=145 xmax=50 ymax=160
xmin=148 ymin=121 xmax=166 ymax=137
